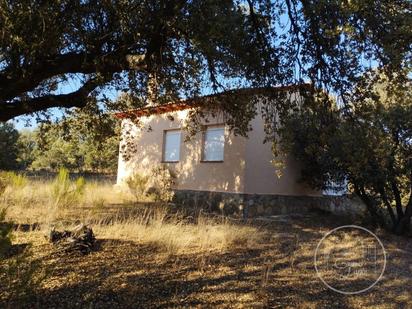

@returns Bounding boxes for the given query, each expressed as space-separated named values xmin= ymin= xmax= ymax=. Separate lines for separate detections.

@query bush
xmin=126 ymin=173 xmax=150 ymax=201
xmin=125 ymin=166 xmax=177 ymax=203
xmin=0 ymin=173 xmax=7 ymax=196
xmin=52 ymin=168 xmax=86 ymax=208
xmin=0 ymin=171 xmax=28 ymax=188
xmin=0 ymin=174 xmax=12 ymax=258
xmin=0 ymin=208 xmax=12 ymax=258
xmin=149 ymin=165 xmax=177 ymax=203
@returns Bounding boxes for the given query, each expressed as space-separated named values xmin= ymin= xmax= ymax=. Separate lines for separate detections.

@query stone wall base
xmin=173 ymin=190 xmax=367 ymax=220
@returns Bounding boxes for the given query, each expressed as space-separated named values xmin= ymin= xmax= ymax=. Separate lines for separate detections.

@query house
xmin=115 ymin=85 xmax=360 ymax=217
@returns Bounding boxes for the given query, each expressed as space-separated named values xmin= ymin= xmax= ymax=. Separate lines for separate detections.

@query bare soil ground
xmin=2 ymin=212 xmax=411 ymax=309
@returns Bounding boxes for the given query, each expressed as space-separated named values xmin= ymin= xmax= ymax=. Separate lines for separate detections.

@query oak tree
xmin=276 ymin=72 xmax=412 ymax=235
xmin=0 ymin=0 xmax=410 ymax=125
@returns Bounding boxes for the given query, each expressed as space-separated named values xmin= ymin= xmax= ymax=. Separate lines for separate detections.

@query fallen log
xmin=47 ymin=224 xmax=95 ymax=255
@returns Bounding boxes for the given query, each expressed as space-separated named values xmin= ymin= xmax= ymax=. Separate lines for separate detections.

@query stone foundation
xmin=173 ymin=190 xmax=366 ymax=220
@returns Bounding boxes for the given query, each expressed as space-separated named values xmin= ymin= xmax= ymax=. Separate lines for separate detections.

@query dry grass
xmin=1 ymin=176 xmax=262 ymax=255
xmin=2 ymin=179 xmax=135 ymax=224
xmin=96 ymin=215 xmax=261 ymax=255
xmin=1 ymin=176 xmax=411 ymax=308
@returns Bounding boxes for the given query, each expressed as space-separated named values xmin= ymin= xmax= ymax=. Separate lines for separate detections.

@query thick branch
xmin=0 ymin=79 xmax=102 ymax=121
xmin=246 ymin=0 xmax=266 ymax=48
xmin=0 ymin=1 xmax=186 ymax=119
xmin=0 ymin=53 xmax=146 ymax=101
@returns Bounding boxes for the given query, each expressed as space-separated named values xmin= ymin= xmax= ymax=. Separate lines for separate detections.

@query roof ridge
xmin=114 ymin=83 xmax=312 ymax=119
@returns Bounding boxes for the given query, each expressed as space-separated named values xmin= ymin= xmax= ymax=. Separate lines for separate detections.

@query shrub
xmin=1 ymin=171 xmax=28 ymax=188
xmin=126 ymin=173 xmax=150 ymax=201
xmin=0 ymin=208 xmax=12 ymax=258
xmin=0 ymin=173 xmax=7 ymax=196
xmin=0 ymin=174 xmax=12 ymax=257
xmin=126 ymin=166 xmax=177 ymax=203
xmin=51 ymin=168 xmax=85 ymax=208
xmin=148 ymin=165 xmax=177 ymax=203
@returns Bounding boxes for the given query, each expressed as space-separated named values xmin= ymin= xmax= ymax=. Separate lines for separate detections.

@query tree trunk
xmin=391 ymin=180 xmax=404 ymax=221
xmin=379 ymin=188 xmax=397 ymax=230
xmin=356 ymin=186 xmax=386 ymax=229
xmin=395 ymin=201 xmax=412 ymax=235
xmin=394 ymin=215 xmax=411 ymax=235
xmin=396 ymin=176 xmax=412 ymax=235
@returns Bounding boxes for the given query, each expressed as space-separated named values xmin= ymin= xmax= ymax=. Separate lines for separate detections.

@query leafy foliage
xmin=0 ymin=0 xmax=277 ymax=122
xmin=126 ymin=173 xmax=150 ymax=201
xmin=31 ymin=107 xmax=119 ymax=173
xmin=16 ymin=130 xmax=37 ymax=170
xmin=126 ymin=165 xmax=177 ymax=203
xmin=149 ymin=165 xmax=177 ymax=203
xmin=0 ymin=208 xmax=12 ymax=258
xmin=276 ymin=72 xmax=412 ymax=235
xmin=0 ymin=108 xmax=119 ymax=174
xmin=0 ymin=127 xmax=36 ymax=171
xmin=0 ymin=0 xmax=410 ymax=132
xmin=0 ymin=123 xmax=19 ymax=170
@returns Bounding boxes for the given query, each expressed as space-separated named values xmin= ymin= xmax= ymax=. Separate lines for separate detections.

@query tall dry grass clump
xmin=51 ymin=168 xmax=85 ymax=208
xmin=95 ymin=206 xmax=262 ymax=255
xmin=2 ymin=170 xmax=135 ymax=225
xmin=3 ymin=171 xmax=263 ymax=256
xmin=1 ymin=172 xmax=51 ymax=225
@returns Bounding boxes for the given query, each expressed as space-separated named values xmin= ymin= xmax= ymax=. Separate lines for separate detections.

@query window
xmin=322 ymin=179 xmax=348 ymax=196
xmin=163 ymin=130 xmax=181 ymax=162
xmin=202 ymin=126 xmax=225 ymax=162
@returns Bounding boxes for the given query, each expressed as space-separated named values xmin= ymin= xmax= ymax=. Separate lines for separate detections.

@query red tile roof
xmin=114 ymin=84 xmax=312 ymax=119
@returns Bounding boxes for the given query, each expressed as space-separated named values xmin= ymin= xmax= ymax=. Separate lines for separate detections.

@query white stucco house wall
xmin=114 ymin=85 xmax=354 ymax=217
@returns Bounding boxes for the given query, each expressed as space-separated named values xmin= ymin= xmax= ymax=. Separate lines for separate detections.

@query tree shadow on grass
xmin=2 ymin=243 xmax=29 ymax=258
xmin=1 ymin=236 xmax=349 ymax=308
xmin=12 ymin=223 xmax=41 ymax=232
xmin=2 ymin=214 xmax=411 ymax=308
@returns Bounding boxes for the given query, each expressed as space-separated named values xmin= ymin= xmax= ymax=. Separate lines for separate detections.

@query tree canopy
xmin=0 ymin=122 xmax=19 ymax=170
xmin=0 ymin=109 xmax=118 ymax=173
xmin=276 ymin=72 xmax=412 ymax=235
xmin=31 ymin=106 xmax=119 ymax=173
xmin=0 ymin=0 xmax=411 ymax=123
